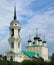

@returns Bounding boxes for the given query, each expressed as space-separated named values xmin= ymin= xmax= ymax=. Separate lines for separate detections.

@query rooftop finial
xmin=44 ymin=35 xmax=46 ymax=41
xmin=36 ymin=28 xmax=38 ymax=36
xmin=14 ymin=3 xmax=17 ymax=20
xmin=28 ymin=35 xmax=32 ymax=42
xmin=43 ymin=34 xmax=46 ymax=43
xmin=29 ymin=35 xmax=31 ymax=40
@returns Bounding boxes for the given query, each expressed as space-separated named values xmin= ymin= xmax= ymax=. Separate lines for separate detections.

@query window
xmin=18 ymin=43 xmax=20 ymax=48
xmin=11 ymin=42 xmax=14 ymax=48
xmin=18 ymin=29 xmax=20 ymax=36
xmin=15 ymin=24 xmax=17 ymax=25
xmin=10 ymin=56 xmax=13 ymax=61
xmin=11 ymin=29 xmax=14 ymax=36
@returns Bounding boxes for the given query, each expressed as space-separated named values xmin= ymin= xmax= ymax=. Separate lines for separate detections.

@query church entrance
xmin=10 ymin=56 xmax=13 ymax=61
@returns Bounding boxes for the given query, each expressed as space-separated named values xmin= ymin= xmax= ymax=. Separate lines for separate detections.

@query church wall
xmin=41 ymin=47 xmax=48 ymax=61
xmin=14 ymin=29 xmax=18 ymax=38
xmin=6 ymin=54 xmax=15 ymax=61
xmin=35 ymin=40 xmax=39 ymax=45
xmin=26 ymin=46 xmax=41 ymax=55
xmin=15 ymin=54 xmax=23 ymax=62
xmin=22 ymin=54 xmax=30 ymax=60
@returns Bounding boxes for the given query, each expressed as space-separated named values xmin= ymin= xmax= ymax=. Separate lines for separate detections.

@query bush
xmin=0 ymin=60 xmax=54 ymax=65
xmin=21 ymin=60 xmax=39 ymax=65
xmin=0 ymin=60 xmax=8 ymax=65
xmin=7 ymin=61 xmax=20 ymax=65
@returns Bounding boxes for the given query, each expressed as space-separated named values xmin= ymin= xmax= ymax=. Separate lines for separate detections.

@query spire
xmin=38 ymin=33 xmax=42 ymax=41
xmin=36 ymin=28 xmax=38 ymax=36
xmin=34 ymin=28 xmax=40 ymax=40
xmin=43 ymin=35 xmax=46 ymax=43
xmin=28 ymin=35 xmax=32 ymax=42
xmin=44 ymin=35 xmax=46 ymax=41
xmin=14 ymin=4 xmax=17 ymax=20
xmin=29 ymin=35 xmax=31 ymax=40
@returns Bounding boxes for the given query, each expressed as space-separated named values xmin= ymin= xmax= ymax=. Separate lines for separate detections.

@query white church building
xmin=6 ymin=5 xmax=48 ymax=62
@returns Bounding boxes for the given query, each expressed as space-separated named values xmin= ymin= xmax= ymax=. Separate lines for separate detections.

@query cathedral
xmin=6 ymin=6 xmax=48 ymax=62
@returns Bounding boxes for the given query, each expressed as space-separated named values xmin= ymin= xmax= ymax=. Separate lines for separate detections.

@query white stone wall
xmin=28 ymin=42 xmax=32 ymax=46
xmin=6 ymin=53 xmax=24 ymax=62
xmin=35 ymin=40 xmax=39 ymax=45
xmin=41 ymin=47 xmax=48 ymax=61
xmin=39 ymin=41 xmax=42 ymax=46
xmin=14 ymin=29 xmax=18 ymax=38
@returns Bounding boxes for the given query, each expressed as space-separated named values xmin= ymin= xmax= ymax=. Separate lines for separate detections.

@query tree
xmin=52 ymin=53 xmax=54 ymax=61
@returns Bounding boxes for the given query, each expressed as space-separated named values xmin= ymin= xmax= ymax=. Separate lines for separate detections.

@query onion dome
xmin=38 ymin=38 xmax=42 ymax=42
xmin=34 ymin=28 xmax=40 ymax=40
xmin=42 ymin=35 xmax=46 ymax=43
xmin=43 ymin=41 xmax=46 ymax=43
xmin=28 ymin=35 xmax=32 ymax=42
xmin=34 ymin=35 xmax=40 ymax=40
xmin=28 ymin=40 xmax=32 ymax=42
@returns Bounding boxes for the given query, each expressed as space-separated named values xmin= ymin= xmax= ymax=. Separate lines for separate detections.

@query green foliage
xmin=0 ymin=60 xmax=8 ymax=65
xmin=0 ymin=55 xmax=2 ymax=60
xmin=21 ymin=60 xmax=39 ymax=65
xmin=0 ymin=60 xmax=54 ymax=65
xmin=7 ymin=61 xmax=20 ymax=65
xmin=52 ymin=53 xmax=54 ymax=61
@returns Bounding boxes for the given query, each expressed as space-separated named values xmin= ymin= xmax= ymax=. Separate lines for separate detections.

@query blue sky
xmin=0 ymin=0 xmax=54 ymax=56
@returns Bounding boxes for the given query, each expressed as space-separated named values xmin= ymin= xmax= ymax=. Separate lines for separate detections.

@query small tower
xmin=34 ymin=28 xmax=40 ymax=45
xmin=38 ymin=34 xmax=42 ymax=46
xmin=27 ymin=35 xmax=32 ymax=46
xmin=43 ymin=35 xmax=46 ymax=47
xmin=38 ymin=38 xmax=42 ymax=46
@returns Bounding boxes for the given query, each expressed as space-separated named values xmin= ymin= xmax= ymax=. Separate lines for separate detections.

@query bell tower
xmin=6 ymin=5 xmax=23 ymax=62
xmin=9 ymin=5 xmax=21 ymax=53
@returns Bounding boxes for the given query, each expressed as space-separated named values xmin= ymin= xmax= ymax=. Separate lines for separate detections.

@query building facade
xmin=26 ymin=31 xmax=48 ymax=61
xmin=6 ymin=6 xmax=48 ymax=62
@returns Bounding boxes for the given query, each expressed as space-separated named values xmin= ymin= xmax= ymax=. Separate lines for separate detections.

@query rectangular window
xmin=11 ymin=29 xmax=14 ymax=36
xmin=18 ymin=43 xmax=20 ymax=48
xmin=11 ymin=43 xmax=14 ymax=48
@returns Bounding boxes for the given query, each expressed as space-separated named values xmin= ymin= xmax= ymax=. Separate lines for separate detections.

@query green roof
xmin=23 ymin=51 xmax=35 ymax=58
xmin=23 ymin=51 xmax=41 ymax=58
xmin=34 ymin=54 xmax=41 ymax=58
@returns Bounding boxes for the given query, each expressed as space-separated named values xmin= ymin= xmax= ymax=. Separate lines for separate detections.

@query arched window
xmin=11 ymin=42 xmax=14 ymax=48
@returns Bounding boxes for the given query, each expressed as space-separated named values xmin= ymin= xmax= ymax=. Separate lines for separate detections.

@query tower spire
xmin=14 ymin=4 xmax=17 ymax=20
xmin=43 ymin=34 xmax=46 ymax=43
xmin=28 ymin=35 xmax=32 ymax=42
xmin=29 ymin=35 xmax=31 ymax=40
xmin=36 ymin=28 xmax=38 ymax=36
xmin=44 ymin=35 xmax=46 ymax=41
